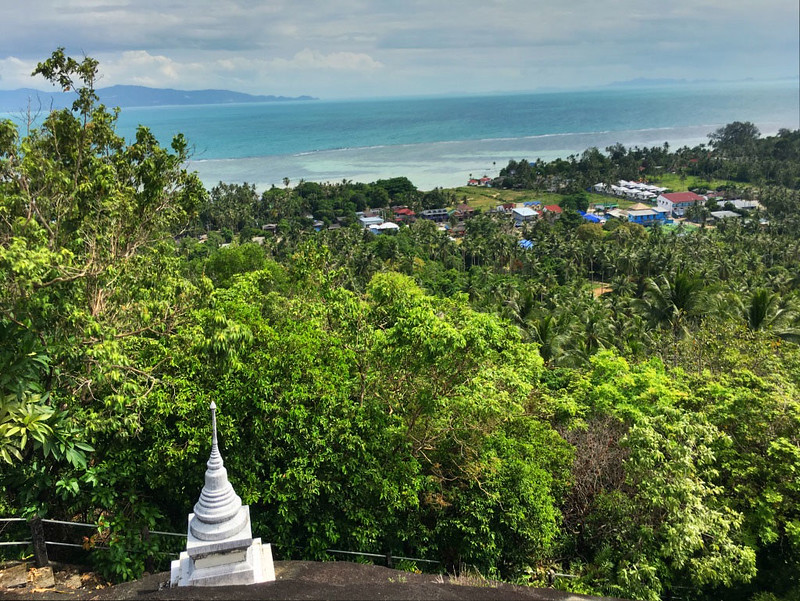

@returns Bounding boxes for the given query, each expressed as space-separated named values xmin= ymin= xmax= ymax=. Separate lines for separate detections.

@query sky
xmin=0 ymin=0 xmax=798 ymax=99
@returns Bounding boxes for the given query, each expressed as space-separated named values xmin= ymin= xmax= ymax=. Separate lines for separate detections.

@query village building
xmin=420 ymin=208 xmax=449 ymax=222
xmin=369 ymin=221 xmax=401 ymax=234
xmin=580 ymin=212 xmax=605 ymax=224
xmin=542 ymin=204 xmax=562 ymax=221
xmin=710 ymin=210 xmax=742 ymax=221
xmin=452 ymin=203 xmax=475 ymax=222
xmin=494 ymin=203 xmax=516 ymax=214
xmin=358 ymin=215 xmax=384 ymax=228
xmin=466 ymin=176 xmax=493 ymax=187
xmin=657 ymin=191 xmax=705 ymax=217
xmin=722 ymin=199 xmax=761 ymax=211
xmin=512 ymin=206 xmax=539 ymax=225
xmin=391 ymin=206 xmax=416 ymax=222
xmin=627 ymin=207 xmax=670 ymax=226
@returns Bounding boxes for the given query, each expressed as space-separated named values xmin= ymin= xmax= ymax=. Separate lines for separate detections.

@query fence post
xmin=142 ymin=527 xmax=155 ymax=574
xmin=29 ymin=516 xmax=49 ymax=568
xmin=385 ymin=551 xmax=393 ymax=569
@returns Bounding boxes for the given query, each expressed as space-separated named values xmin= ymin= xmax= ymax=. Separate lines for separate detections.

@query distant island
xmin=0 ymin=84 xmax=316 ymax=111
xmin=606 ymin=77 xmax=714 ymax=87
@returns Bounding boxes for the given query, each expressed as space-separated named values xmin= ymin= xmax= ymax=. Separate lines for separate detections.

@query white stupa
xmin=170 ymin=402 xmax=275 ymax=587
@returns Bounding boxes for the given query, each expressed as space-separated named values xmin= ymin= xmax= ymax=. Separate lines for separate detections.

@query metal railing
xmin=0 ymin=517 xmax=185 ymax=568
xmin=6 ymin=517 xmax=563 ymax=584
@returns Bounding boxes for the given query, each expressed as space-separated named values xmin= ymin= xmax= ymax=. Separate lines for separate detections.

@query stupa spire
xmin=188 ymin=401 xmax=248 ymax=541
xmin=171 ymin=401 xmax=275 ymax=587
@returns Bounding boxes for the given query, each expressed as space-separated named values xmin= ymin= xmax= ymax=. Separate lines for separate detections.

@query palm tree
xmin=503 ymin=284 xmax=538 ymax=326
xmin=521 ymin=312 xmax=571 ymax=366
xmin=735 ymin=288 xmax=799 ymax=341
xmin=638 ymin=271 xmax=708 ymax=337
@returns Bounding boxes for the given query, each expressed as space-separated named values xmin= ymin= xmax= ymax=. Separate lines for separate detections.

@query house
xmin=369 ymin=221 xmax=401 ymax=234
xmin=512 ymin=207 xmax=538 ymax=225
xmin=542 ymin=204 xmax=562 ymax=222
xmin=495 ymin=203 xmax=516 ymax=214
xmin=710 ymin=210 xmax=741 ymax=221
xmin=261 ymin=224 xmax=277 ymax=233
xmin=358 ymin=215 xmax=384 ymax=228
xmin=392 ymin=206 xmax=416 ymax=223
xmin=657 ymin=191 xmax=705 ymax=217
xmin=448 ymin=223 xmax=467 ymax=237
xmin=467 ymin=176 xmax=492 ymax=187
xmin=723 ymin=199 xmax=761 ymax=211
xmin=580 ymin=212 xmax=605 ymax=224
xmin=627 ymin=208 xmax=669 ymax=226
xmin=452 ymin=203 xmax=475 ymax=222
xmin=420 ymin=208 xmax=449 ymax=222
xmin=593 ymin=203 xmax=619 ymax=211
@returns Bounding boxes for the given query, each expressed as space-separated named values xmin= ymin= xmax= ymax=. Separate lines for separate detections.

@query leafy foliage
xmin=2 ymin=50 xmax=800 ymax=601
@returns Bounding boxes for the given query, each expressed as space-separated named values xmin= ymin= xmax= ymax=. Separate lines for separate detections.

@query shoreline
xmin=187 ymin=125 xmax=774 ymax=192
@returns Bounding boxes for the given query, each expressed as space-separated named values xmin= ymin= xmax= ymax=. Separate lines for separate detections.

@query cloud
xmin=269 ymin=49 xmax=383 ymax=72
xmin=103 ymin=51 xmax=181 ymax=85
xmin=0 ymin=57 xmax=39 ymax=89
xmin=0 ymin=0 xmax=797 ymax=98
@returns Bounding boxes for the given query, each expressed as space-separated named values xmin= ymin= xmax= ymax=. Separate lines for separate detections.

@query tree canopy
xmin=2 ymin=50 xmax=800 ymax=601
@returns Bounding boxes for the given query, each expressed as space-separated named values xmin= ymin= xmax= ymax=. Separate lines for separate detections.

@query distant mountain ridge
xmin=0 ymin=85 xmax=315 ymax=111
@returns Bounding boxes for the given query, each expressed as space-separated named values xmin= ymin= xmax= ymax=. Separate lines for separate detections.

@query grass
xmin=449 ymin=186 xmax=558 ymax=211
xmin=446 ymin=186 xmax=646 ymax=211
xmin=648 ymin=173 xmax=732 ymax=192
xmin=444 ymin=567 xmax=500 ymax=588
xmin=443 ymin=173 xmax=738 ymax=213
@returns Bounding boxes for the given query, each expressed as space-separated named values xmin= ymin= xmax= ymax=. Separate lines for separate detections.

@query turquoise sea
xmin=19 ymin=81 xmax=800 ymax=190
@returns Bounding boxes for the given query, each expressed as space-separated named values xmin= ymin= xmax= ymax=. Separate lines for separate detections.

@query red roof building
xmin=657 ymin=191 xmax=704 ymax=217
xmin=392 ymin=206 xmax=416 ymax=222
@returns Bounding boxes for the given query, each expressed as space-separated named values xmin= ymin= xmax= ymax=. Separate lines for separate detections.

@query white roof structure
xmin=358 ymin=215 xmax=384 ymax=227
xmin=512 ymin=207 xmax=538 ymax=218
xmin=369 ymin=221 xmax=400 ymax=232
xmin=710 ymin=210 xmax=741 ymax=220
xmin=724 ymin=199 xmax=760 ymax=210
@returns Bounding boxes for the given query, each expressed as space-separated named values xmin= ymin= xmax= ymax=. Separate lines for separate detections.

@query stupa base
xmin=170 ymin=537 xmax=275 ymax=587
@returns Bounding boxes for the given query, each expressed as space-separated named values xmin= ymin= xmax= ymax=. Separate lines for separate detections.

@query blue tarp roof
xmin=580 ymin=212 xmax=602 ymax=223
xmin=518 ymin=239 xmax=535 ymax=249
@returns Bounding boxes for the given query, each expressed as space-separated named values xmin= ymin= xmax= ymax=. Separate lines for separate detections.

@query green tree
xmin=708 ymin=121 xmax=761 ymax=158
xmin=638 ymin=271 xmax=709 ymax=337
xmin=0 ymin=49 xmax=205 ymax=576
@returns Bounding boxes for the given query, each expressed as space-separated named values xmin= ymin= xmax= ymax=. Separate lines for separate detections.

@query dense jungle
xmin=2 ymin=51 xmax=800 ymax=601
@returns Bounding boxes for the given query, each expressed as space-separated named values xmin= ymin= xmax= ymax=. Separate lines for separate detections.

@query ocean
xmin=16 ymin=81 xmax=800 ymax=190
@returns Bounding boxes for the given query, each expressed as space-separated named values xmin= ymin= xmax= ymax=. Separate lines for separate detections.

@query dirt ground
xmin=0 ymin=560 xmax=615 ymax=601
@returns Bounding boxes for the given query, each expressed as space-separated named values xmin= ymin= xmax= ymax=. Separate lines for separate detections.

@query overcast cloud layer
xmin=1 ymin=0 xmax=797 ymax=98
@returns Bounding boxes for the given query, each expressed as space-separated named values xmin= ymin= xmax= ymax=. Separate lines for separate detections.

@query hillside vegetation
xmin=2 ymin=51 xmax=800 ymax=601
